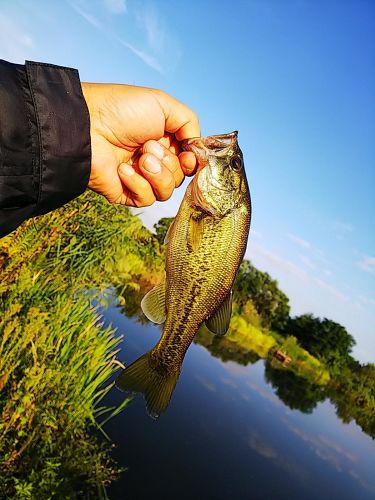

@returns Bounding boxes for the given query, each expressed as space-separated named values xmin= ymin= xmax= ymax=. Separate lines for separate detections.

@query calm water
xmin=100 ymin=302 xmax=375 ymax=500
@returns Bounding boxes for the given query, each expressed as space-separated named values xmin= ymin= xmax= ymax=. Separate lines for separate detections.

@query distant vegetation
xmin=0 ymin=192 xmax=374 ymax=497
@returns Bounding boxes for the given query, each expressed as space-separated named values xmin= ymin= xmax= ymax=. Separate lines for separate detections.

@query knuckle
xmin=157 ymin=181 xmax=175 ymax=201
xmin=163 ymin=154 xmax=179 ymax=172
xmin=141 ymin=195 xmax=156 ymax=207
xmin=157 ymin=191 xmax=173 ymax=202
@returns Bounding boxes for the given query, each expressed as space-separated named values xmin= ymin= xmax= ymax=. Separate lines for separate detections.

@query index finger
xmin=152 ymin=90 xmax=200 ymax=141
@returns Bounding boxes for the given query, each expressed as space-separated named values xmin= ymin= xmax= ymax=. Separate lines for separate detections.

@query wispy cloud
xmin=299 ymin=255 xmax=316 ymax=270
xmin=287 ymin=233 xmax=311 ymax=249
xmin=248 ymin=242 xmax=308 ymax=281
xmin=135 ymin=4 xmax=182 ymax=70
xmin=0 ymin=13 xmax=34 ymax=62
xmin=115 ymin=36 xmax=163 ymax=73
xmin=287 ymin=232 xmax=331 ymax=269
xmin=357 ymin=255 xmax=375 ymax=276
xmin=70 ymin=3 xmax=101 ymax=28
xmin=288 ymin=424 xmax=357 ymax=471
xmin=137 ymin=5 xmax=165 ymax=53
xmin=331 ymin=220 xmax=354 ymax=234
xmin=68 ymin=0 xmax=164 ymax=72
xmin=250 ymin=229 xmax=263 ymax=239
xmin=285 ymin=422 xmax=375 ymax=493
xmin=314 ymin=278 xmax=349 ymax=302
xmin=103 ymin=0 xmax=127 ymax=14
xmin=247 ymin=430 xmax=309 ymax=482
xmin=246 ymin=379 xmax=282 ymax=407
xmin=330 ymin=219 xmax=354 ymax=241
xmin=194 ymin=374 xmax=216 ymax=392
xmin=359 ymin=295 xmax=375 ymax=307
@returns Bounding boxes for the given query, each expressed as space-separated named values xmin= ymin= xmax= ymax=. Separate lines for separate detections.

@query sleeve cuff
xmin=25 ymin=61 xmax=91 ymax=215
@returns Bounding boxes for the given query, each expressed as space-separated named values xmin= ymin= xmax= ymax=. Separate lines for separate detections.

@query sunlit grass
xmin=274 ymin=336 xmax=330 ymax=385
xmin=0 ymin=191 xmax=158 ymax=498
xmin=228 ymin=316 xmax=276 ymax=358
xmin=222 ymin=316 xmax=330 ymax=385
xmin=0 ymin=289 xmax=129 ymax=498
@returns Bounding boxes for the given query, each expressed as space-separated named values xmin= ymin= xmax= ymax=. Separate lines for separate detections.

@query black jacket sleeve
xmin=0 ymin=60 xmax=91 ymax=238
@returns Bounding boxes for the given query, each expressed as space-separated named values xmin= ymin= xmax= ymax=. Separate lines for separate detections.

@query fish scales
xmin=156 ymin=189 xmax=249 ymax=367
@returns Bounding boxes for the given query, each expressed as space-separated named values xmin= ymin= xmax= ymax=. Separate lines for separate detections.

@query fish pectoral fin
xmin=188 ymin=213 xmax=205 ymax=252
xmin=115 ymin=350 xmax=180 ymax=419
xmin=205 ymin=290 xmax=233 ymax=336
xmin=141 ymin=280 xmax=166 ymax=324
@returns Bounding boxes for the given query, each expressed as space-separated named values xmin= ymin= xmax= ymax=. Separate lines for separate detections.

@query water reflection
xmin=264 ymin=364 xmax=326 ymax=413
xmin=99 ymin=294 xmax=375 ymax=500
xmin=112 ymin=283 xmax=374 ymax=438
xmin=194 ymin=328 xmax=260 ymax=366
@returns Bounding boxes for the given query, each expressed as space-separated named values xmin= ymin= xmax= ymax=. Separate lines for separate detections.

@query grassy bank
xmin=0 ymin=191 xmax=163 ymax=498
xmin=196 ymin=313 xmax=330 ymax=386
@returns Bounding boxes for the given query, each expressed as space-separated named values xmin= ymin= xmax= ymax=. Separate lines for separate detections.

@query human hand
xmin=81 ymin=83 xmax=200 ymax=206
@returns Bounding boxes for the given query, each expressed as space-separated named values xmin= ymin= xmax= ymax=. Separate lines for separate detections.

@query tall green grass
xmin=0 ymin=191 xmax=163 ymax=498
xmin=0 ymin=291 xmax=127 ymax=498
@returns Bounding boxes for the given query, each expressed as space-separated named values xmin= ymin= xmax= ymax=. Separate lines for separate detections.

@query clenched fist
xmin=81 ymin=83 xmax=200 ymax=207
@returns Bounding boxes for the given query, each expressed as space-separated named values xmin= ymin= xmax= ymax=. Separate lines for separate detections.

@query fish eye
xmin=230 ymin=155 xmax=242 ymax=172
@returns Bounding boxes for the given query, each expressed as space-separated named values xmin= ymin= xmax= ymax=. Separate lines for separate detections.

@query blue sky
xmin=1 ymin=0 xmax=374 ymax=362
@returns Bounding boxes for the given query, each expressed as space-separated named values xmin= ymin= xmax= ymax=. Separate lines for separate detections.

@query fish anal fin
xmin=141 ymin=280 xmax=166 ymax=324
xmin=205 ymin=290 xmax=233 ymax=336
xmin=188 ymin=213 xmax=205 ymax=252
xmin=115 ymin=351 xmax=180 ymax=419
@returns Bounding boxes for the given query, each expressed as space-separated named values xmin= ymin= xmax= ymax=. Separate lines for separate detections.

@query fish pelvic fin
xmin=115 ymin=351 xmax=180 ymax=419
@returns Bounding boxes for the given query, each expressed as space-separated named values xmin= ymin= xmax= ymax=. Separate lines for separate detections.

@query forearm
xmin=0 ymin=60 xmax=91 ymax=238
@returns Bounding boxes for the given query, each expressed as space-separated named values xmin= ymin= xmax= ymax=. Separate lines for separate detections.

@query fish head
xmin=182 ymin=131 xmax=248 ymax=216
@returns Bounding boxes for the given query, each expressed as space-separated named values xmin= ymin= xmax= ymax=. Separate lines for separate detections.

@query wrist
xmin=81 ymin=82 xmax=93 ymax=114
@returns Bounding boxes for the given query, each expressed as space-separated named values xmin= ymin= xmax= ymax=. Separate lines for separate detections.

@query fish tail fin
xmin=115 ymin=350 xmax=180 ymax=419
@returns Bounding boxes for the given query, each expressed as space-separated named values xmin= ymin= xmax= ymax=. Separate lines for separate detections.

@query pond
xmin=99 ymin=301 xmax=375 ymax=500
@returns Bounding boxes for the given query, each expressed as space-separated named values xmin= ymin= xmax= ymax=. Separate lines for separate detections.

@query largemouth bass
xmin=116 ymin=131 xmax=251 ymax=418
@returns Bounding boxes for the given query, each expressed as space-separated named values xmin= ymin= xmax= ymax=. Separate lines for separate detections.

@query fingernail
xmin=148 ymin=141 xmax=165 ymax=160
xmin=119 ymin=163 xmax=135 ymax=176
xmin=144 ymin=155 xmax=161 ymax=174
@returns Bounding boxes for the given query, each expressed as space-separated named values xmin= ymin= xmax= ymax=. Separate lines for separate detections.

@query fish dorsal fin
xmin=205 ymin=290 xmax=233 ymax=336
xmin=141 ymin=280 xmax=167 ymax=324
xmin=188 ymin=213 xmax=205 ymax=252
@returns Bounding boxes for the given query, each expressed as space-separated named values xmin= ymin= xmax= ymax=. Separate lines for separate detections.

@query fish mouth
xmin=182 ymin=131 xmax=238 ymax=154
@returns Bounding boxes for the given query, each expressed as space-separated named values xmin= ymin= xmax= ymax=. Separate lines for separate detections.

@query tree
xmin=153 ymin=217 xmax=174 ymax=245
xmin=233 ymin=260 xmax=290 ymax=331
xmin=285 ymin=314 xmax=355 ymax=363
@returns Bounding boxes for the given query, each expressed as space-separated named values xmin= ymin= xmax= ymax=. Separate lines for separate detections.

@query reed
xmin=0 ymin=191 xmax=157 ymax=498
